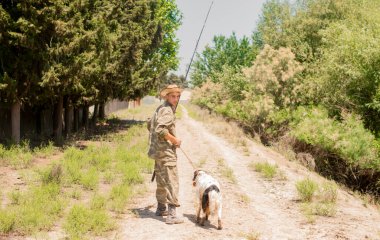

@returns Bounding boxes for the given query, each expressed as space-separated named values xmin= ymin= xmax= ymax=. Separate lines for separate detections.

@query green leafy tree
xmin=191 ymin=33 xmax=257 ymax=87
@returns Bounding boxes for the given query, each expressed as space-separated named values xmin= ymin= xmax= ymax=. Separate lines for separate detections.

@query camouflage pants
xmin=154 ymin=160 xmax=180 ymax=207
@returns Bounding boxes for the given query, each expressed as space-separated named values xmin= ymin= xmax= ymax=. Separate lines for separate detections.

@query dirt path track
xmin=116 ymin=105 xmax=380 ymax=240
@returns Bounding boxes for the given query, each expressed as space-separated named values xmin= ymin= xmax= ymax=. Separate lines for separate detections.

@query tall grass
xmin=250 ymin=162 xmax=278 ymax=179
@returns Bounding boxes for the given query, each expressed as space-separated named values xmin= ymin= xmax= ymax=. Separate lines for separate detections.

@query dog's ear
xmin=193 ymin=170 xmax=200 ymax=182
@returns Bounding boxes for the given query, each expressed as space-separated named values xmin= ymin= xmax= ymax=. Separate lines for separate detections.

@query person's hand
xmin=174 ymin=138 xmax=182 ymax=147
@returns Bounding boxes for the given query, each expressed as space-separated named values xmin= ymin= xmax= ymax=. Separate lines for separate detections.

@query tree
xmin=190 ymin=33 xmax=258 ymax=87
xmin=0 ymin=0 xmax=56 ymax=143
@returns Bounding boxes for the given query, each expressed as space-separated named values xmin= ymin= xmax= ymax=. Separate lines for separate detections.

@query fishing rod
xmin=174 ymin=0 xmax=214 ymax=112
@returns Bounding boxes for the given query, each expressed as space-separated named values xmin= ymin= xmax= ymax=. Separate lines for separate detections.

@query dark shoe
xmin=155 ymin=203 xmax=168 ymax=216
xmin=166 ymin=204 xmax=184 ymax=224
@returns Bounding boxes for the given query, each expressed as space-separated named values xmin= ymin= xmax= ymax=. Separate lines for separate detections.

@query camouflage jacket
xmin=147 ymin=101 xmax=177 ymax=165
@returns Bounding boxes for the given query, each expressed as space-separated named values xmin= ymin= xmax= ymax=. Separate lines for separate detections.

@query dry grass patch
xmin=183 ymin=104 xmax=252 ymax=150
xmin=217 ymin=158 xmax=237 ymax=184
xmin=238 ymin=193 xmax=251 ymax=204
xmin=239 ymin=230 xmax=261 ymax=240
xmin=296 ymin=178 xmax=338 ymax=221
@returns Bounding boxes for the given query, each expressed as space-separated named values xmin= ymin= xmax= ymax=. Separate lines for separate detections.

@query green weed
xmin=109 ymin=184 xmax=132 ymax=213
xmin=251 ymin=162 xmax=278 ymax=179
xmin=33 ymin=141 xmax=56 ymax=158
xmin=0 ymin=210 xmax=15 ymax=234
xmin=296 ymin=178 xmax=318 ymax=202
xmin=64 ymin=204 xmax=114 ymax=239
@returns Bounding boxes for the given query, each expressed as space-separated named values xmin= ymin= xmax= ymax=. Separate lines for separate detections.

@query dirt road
xmin=116 ymin=105 xmax=380 ymax=240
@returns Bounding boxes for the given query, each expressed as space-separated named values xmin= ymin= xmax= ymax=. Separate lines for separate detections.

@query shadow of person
xmin=129 ymin=205 xmax=166 ymax=223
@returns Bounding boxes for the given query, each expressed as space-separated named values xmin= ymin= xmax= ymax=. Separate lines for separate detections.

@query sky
xmin=175 ymin=0 xmax=267 ymax=78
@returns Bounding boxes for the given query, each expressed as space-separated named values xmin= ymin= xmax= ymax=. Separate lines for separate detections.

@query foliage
xmin=191 ymin=33 xmax=258 ymax=87
xmin=0 ymin=0 xmax=181 ymax=110
xmin=191 ymin=0 xmax=380 ymax=196
xmin=158 ymin=73 xmax=188 ymax=91
xmin=290 ymin=106 xmax=380 ymax=170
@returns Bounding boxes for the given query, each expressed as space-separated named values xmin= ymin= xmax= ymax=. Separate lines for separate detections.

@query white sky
xmin=175 ymin=0 xmax=267 ymax=78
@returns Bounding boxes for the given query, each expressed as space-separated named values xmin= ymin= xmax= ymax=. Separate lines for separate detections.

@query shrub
xmin=290 ymin=106 xmax=379 ymax=170
xmin=296 ymin=178 xmax=319 ymax=202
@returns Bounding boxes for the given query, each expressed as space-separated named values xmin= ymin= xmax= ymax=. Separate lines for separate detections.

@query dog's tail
xmin=202 ymin=184 xmax=220 ymax=216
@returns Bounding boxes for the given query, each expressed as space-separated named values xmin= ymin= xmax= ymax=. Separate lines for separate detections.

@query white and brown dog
xmin=192 ymin=169 xmax=223 ymax=230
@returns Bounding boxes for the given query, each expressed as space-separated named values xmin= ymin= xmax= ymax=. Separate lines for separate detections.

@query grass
xmin=0 ymin=140 xmax=58 ymax=169
xmin=109 ymin=183 xmax=132 ymax=213
xmin=250 ymin=162 xmax=278 ymax=179
xmin=64 ymin=204 xmax=115 ymax=240
xmin=239 ymin=231 xmax=261 ymax=240
xmin=296 ymin=178 xmax=319 ymax=202
xmin=197 ymin=158 xmax=207 ymax=168
xmin=33 ymin=141 xmax=56 ymax=158
xmin=0 ymin=183 xmax=64 ymax=235
xmin=0 ymin=106 xmax=155 ymax=238
xmin=238 ymin=193 xmax=251 ymax=204
xmin=297 ymin=178 xmax=338 ymax=220
xmin=217 ymin=158 xmax=237 ymax=183
xmin=183 ymin=103 xmax=254 ymax=150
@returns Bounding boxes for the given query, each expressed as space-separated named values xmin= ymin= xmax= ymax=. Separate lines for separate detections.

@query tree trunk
xmin=91 ymin=104 xmax=99 ymax=127
xmin=74 ymin=107 xmax=79 ymax=132
xmin=64 ymin=98 xmax=73 ymax=137
xmin=99 ymin=103 xmax=105 ymax=119
xmin=53 ymin=96 xmax=64 ymax=144
xmin=11 ymin=101 xmax=21 ymax=144
xmin=82 ymin=105 xmax=89 ymax=130
xmin=36 ymin=108 xmax=42 ymax=135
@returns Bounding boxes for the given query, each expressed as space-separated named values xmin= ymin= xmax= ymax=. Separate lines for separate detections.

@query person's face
xmin=166 ymin=92 xmax=181 ymax=106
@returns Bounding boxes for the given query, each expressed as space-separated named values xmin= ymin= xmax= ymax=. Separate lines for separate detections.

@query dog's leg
xmin=217 ymin=203 xmax=222 ymax=230
xmin=196 ymin=203 xmax=201 ymax=223
xmin=200 ymin=215 xmax=206 ymax=226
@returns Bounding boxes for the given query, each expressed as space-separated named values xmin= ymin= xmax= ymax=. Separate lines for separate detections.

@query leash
xmin=179 ymin=147 xmax=196 ymax=169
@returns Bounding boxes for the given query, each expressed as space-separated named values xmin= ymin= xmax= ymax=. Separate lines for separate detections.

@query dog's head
xmin=192 ymin=169 xmax=205 ymax=187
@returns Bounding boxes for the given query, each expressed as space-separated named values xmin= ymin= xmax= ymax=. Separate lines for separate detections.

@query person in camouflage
xmin=147 ymin=84 xmax=184 ymax=224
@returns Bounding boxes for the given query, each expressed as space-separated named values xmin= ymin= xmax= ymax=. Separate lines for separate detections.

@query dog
xmin=192 ymin=169 xmax=223 ymax=230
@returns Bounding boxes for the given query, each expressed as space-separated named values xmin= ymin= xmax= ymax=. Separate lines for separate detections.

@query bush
xmin=296 ymin=178 xmax=318 ymax=202
xmin=290 ymin=106 xmax=379 ymax=170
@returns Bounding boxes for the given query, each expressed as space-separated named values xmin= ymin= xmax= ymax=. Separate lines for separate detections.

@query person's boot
xmin=165 ymin=204 xmax=184 ymax=224
xmin=155 ymin=203 xmax=168 ymax=216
